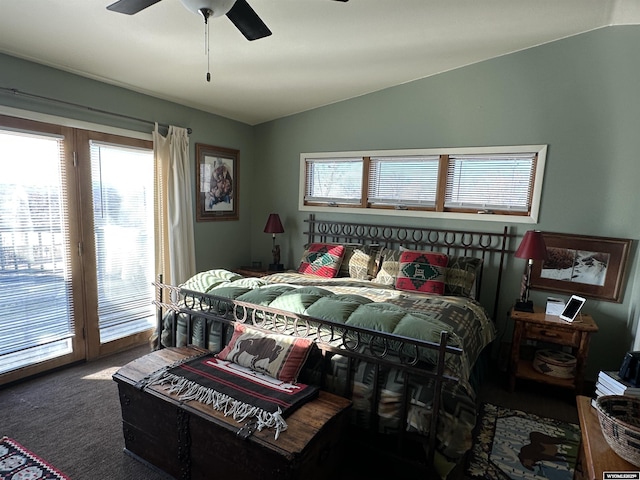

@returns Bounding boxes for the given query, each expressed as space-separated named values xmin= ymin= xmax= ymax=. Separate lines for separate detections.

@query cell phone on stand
xmin=559 ymin=295 xmax=585 ymax=322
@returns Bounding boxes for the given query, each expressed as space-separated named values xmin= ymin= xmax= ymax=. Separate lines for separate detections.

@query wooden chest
xmin=113 ymin=346 xmax=352 ymax=480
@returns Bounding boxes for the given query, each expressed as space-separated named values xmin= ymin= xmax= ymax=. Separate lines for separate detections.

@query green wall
xmin=252 ymin=26 xmax=640 ymax=379
xmin=2 ymin=25 xmax=640 ymax=380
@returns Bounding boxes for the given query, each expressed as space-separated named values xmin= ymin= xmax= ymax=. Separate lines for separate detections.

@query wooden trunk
xmin=113 ymin=346 xmax=352 ymax=480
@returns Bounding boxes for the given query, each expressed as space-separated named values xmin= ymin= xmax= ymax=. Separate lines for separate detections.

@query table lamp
xmin=514 ymin=230 xmax=547 ymax=312
xmin=264 ymin=213 xmax=284 ymax=271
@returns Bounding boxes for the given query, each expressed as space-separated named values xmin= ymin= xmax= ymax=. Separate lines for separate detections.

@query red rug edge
xmin=1 ymin=436 xmax=71 ymax=480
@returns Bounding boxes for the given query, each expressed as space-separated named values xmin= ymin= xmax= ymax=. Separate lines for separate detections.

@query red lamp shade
xmin=263 ymin=213 xmax=284 ymax=234
xmin=514 ymin=230 xmax=547 ymax=311
xmin=515 ymin=230 xmax=547 ymax=261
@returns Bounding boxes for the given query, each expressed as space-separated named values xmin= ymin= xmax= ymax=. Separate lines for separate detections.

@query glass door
xmin=0 ymin=119 xmax=85 ymax=381
xmin=89 ymin=140 xmax=155 ymax=345
xmin=0 ymin=115 xmax=155 ymax=383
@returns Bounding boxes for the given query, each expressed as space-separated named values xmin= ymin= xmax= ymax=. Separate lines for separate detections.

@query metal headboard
xmin=304 ymin=214 xmax=516 ymax=319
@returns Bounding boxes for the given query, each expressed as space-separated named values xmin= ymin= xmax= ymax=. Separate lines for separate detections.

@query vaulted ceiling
xmin=1 ymin=1 xmax=639 ymax=125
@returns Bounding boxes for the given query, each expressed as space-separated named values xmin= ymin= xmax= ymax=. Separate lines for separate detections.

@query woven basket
xmin=594 ymin=395 xmax=640 ymax=467
xmin=532 ymin=349 xmax=576 ymax=379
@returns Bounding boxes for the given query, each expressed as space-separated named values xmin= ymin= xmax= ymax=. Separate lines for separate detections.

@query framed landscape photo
xmin=195 ymin=144 xmax=239 ymax=222
xmin=530 ymin=232 xmax=632 ymax=303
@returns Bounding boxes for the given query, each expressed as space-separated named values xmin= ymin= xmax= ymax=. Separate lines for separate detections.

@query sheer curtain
xmin=153 ymin=125 xmax=196 ymax=286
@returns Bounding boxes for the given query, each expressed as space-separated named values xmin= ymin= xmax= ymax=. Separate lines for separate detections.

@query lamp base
xmin=268 ymin=263 xmax=284 ymax=272
xmin=514 ymin=300 xmax=534 ymax=312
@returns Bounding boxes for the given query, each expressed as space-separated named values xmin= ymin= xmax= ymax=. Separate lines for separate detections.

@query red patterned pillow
xmin=395 ymin=250 xmax=448 ymax=295
xmin=298 ymin=243 xmax=345 ymax=278
xmin=217 ymin=324 xmax=313 ymax=383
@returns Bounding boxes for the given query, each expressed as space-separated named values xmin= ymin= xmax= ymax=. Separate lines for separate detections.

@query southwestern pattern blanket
xmin=145 ymin=353 xmax=319 ymax=439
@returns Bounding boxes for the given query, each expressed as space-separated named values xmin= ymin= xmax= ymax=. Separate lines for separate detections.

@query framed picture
xmin=530 ymin=232 xmax=632 ymax=303
xmin=195 ymin=144 xmax=239 ymax=222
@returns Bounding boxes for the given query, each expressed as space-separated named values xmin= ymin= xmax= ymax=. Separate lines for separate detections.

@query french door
xmin=0 ymin=115 xmax=155 ymax=384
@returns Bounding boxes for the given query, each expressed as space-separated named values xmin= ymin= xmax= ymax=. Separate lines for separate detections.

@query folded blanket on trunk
xmin=145 ymin=353 xmax=319 ymax=439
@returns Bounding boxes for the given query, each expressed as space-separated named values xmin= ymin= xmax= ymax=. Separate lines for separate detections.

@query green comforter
xmin=161 ymin=269 xmax=496 ymax=476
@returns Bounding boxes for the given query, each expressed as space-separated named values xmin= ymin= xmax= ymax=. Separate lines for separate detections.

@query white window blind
xmin=300 ymin=145 xmax=546 ymax=222
xmin=0 ymin=129 xmax=74 ymax=374
xmin=304 ymin=158 xmax=363 ymax=204
xmin=90 ymin=141 xmax=155 ymax=343
xmin=368 ymin=156 xmax=439 ymax=207
xmin=445 ymin=153 xmax=536 ymax=212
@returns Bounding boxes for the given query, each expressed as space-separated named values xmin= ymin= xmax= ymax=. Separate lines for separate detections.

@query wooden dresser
xmin=113 ymin=346 xmax=352 ymax=480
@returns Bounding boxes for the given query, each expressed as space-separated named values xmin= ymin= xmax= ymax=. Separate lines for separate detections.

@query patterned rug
xmin=465 ymin=403 xmax=581 ymax=480
xmin=0 ymin=437 xmax=70 ymax=480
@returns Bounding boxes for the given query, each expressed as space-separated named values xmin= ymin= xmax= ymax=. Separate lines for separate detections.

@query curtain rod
xmin=0 ymin=87 xmax=192 ymax=134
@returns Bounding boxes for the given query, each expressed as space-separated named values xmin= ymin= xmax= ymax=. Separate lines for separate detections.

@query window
xmin=300 ymin=145 xmax=546 ymax=222
xmin=445 ymin=153 xmax=536 ymax=212
xmin=0 ymin=126 xmax=76 ymax=375
xmin=304 ymin=157 xmax=363 ymax=206
xmin=0 ymin=114 xmax=154 ymax=384
xmin=89 ymin=141 xmax=155 ymax=344
xmin=369 ymin=156 xmax=439 ymax=208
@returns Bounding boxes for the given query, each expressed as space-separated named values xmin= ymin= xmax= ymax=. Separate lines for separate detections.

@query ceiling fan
xmin=107 ymin=0 xmax=349 ymax=41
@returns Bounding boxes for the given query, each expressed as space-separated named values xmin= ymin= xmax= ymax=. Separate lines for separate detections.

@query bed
xmin=153 ymin=214 xmax=515 ymax=477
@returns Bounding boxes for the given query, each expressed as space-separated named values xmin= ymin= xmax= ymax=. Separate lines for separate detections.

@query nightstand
xmin=234 ymin=267 xmax=272 ymax=278
xmin=508 ymin=307 xmax=598 ymax=394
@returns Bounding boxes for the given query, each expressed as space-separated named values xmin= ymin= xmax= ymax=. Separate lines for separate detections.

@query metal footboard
xmin=152 ymin=278 xmax=461 ymax=466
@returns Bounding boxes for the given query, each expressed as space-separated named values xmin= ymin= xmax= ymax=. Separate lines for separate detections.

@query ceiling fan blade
xmin=106 ymin=0 xmax=163 ymax=14
xmin=226 ymin=0 xmax=272 ymax=41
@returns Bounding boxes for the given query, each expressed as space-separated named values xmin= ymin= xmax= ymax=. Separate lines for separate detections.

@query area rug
xmin=465 ymin=403 xmax=581 ymax=480
xmin=0 ymin=437 xmax=70 ymax=480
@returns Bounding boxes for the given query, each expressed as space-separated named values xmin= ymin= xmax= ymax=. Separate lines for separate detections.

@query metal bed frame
xmin=153 ymin=214 xmax=516 ymax=471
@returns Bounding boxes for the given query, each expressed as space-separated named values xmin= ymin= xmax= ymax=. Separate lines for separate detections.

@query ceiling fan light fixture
xmin=180 ymin=0 xmax=236 ymax=18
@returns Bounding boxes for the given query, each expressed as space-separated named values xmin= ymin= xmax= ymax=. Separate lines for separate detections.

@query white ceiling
xmin=1 ymin=0 xmax=640 ymax=126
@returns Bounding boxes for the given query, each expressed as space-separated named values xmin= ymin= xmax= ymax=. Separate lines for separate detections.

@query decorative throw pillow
xmin=444 ymin=256 xmax=483 ymax=297
xmin=395 ymin=250 xmax=448 ymax=294
xmin=217 ymin=324 xmax=313 ymax=383
xmin=337 ymin=243 xmax=362 ymax=277
xmin=348 ymin=245 xmax=380 ymax=280
xmin=179 ymin=269 xmax=241 ymax=293
xmin=374 ymin=248 xmax=401 ymax=285
xmin=298 ymin=243 xmax=345 ymax=278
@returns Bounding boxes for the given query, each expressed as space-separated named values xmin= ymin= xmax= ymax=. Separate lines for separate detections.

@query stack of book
xmin=595 ymin=370 xmax=640 ymax=398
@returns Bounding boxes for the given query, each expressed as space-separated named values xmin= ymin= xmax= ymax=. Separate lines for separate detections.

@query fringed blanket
xmin=144 ymin=353 xmax=319 ymax=439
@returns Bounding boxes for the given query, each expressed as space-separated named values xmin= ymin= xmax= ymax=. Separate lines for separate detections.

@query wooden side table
xmin=509 ymin=307 xmax=598 ymax=394
xmin=234 ymin=267 xmax=272 ymax=278
xmin=575 ymin=395 xmax=636 ymax=480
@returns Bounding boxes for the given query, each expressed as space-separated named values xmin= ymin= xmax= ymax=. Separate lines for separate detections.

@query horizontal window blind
xmin=90 ymin=141 xmax=155 ymax=343
xmin=368 ymin=156 xmax=439 ymax=207
xmin=301 ymin=146 xmax=546 ymax=221
xmin=304 ymin=158 xmax=363 ymax=204
xmin=445 ymin=153 xmax=536 ymax=212
xmin=0 ymin=128 xmax=74 ymax=371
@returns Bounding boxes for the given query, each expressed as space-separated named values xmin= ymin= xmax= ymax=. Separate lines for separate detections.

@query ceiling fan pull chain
xmin=206 ymin=19 xmax=211 ymax=82
xmin=200 ymin=7 xmax=212 ymax=82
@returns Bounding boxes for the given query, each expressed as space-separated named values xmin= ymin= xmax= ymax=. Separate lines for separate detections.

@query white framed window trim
xmin=299 ymin=145 xmax=547 ymax=224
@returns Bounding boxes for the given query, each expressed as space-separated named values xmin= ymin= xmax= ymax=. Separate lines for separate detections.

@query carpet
xmin=0 ymin=437 xmax=70 ymax=480
xmin=466 ymin=403 xmax=581 ymax=480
